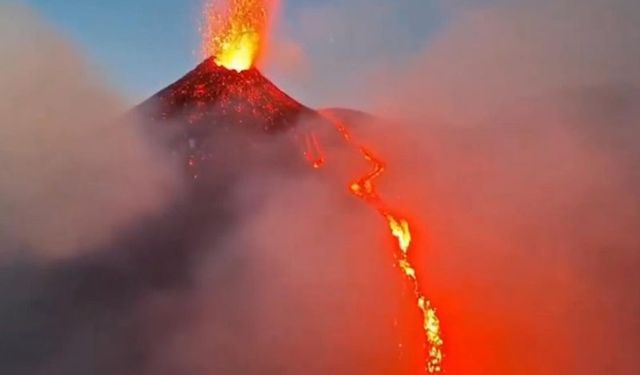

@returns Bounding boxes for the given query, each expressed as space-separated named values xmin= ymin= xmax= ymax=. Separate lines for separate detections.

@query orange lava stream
xmin=303 ymin=132 xmax=326 ymax=169
xmin=318 ymin=112 xmax=444 ymax=374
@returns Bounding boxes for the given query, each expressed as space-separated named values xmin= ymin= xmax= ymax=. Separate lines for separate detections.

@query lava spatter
xmin=202 ymin=0 xmax=273 ymax=71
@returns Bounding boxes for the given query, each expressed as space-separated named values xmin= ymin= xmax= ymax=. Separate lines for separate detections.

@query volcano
xmin=137 ymin=58 xmax=334 ymax=179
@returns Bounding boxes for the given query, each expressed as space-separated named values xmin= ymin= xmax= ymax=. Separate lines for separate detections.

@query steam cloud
xmin=1 ymin=0 xmax=639 ymax=374
xmin=0 ymin=4 xmax=177 ymax=258
xmin=0 ymin=4 xmax=187 ymax=373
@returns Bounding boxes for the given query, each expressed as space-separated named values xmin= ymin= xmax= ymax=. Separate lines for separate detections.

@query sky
xmin=24 ymin=0 xmax=446 ymax=106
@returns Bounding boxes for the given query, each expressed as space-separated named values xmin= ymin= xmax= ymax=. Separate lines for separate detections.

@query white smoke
xmin=0 ymin=4 xmax=178 ymax=259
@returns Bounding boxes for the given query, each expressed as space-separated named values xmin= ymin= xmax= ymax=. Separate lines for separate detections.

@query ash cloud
xmin=0 ymin=4 xmax=187 ymax=374
xmin=0 ymin=4 xmax=178 ymax=258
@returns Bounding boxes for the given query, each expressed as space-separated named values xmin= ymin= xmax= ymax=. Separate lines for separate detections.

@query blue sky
xmin=26 ymin=0 xmax=446 ymax=106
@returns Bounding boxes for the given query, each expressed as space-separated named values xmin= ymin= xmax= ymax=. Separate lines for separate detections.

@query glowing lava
xmin=303 ymin=132 xmax=326 ymax=169
xmin=202 ymin=0 xmax=271 ymax=71
xmin=318 ymin=112 xmax=444 ymax=374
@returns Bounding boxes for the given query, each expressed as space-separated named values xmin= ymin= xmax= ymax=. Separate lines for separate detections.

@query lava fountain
xmin=202 ymin=0 xmax=274 ymax=71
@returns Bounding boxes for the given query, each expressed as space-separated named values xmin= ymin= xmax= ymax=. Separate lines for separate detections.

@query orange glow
xmin=202 ymin=0 xmax=272 ymax=71
xmin=313 ymin=112 xmax=445 ymax=373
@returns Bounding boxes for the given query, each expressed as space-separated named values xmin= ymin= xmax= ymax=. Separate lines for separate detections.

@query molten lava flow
xmin=202 ymin=0 xmax=270 ymax=71
xmin=314 ymin=112 xmax=444 ymax=374
xmin=303 ymin=132 xmax=326 ymax=169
